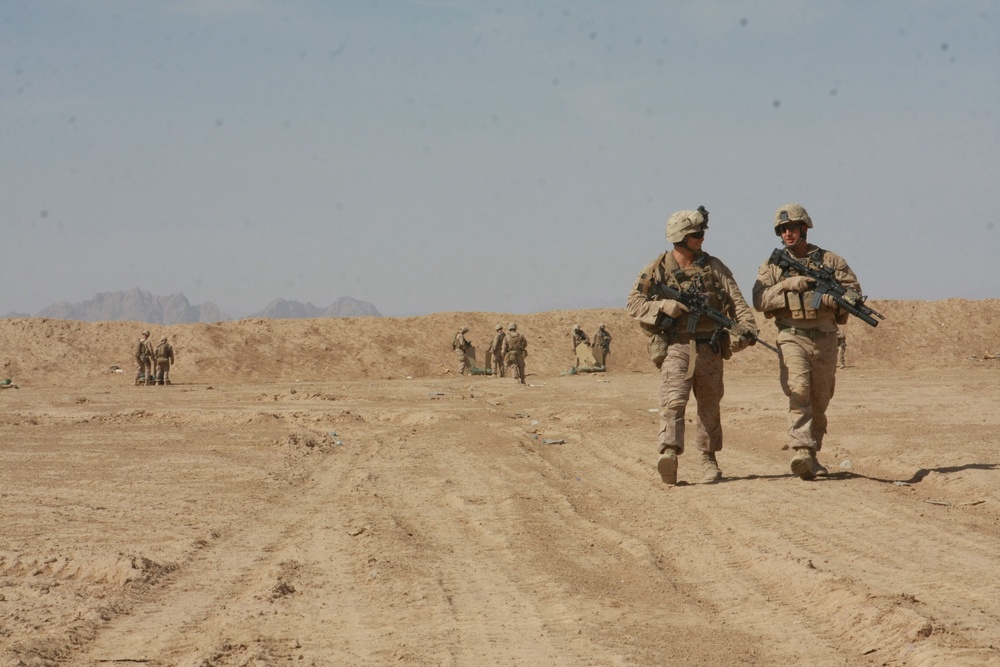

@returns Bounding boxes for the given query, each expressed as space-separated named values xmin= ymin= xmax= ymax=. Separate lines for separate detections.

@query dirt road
xmin=2 ymin=305 xmax=1000 ymax=665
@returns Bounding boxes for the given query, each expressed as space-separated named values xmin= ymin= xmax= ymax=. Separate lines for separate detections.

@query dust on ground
xmin=2 ymin=299 xmax=999 ymax=666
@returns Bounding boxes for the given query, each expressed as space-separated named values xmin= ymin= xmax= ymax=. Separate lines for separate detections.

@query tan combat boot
xmin=700 ymin=451 xmax=722 ymax=482
xmin=791 ymin=447 xmax=817 ymax=481
xmin=657 ymin=447 xmax=678 ymax=485
xmin=810 ymin=450 xmax=829 ymax=477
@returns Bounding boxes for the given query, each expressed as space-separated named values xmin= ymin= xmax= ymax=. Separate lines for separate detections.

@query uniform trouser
xmin=456 ymin=349 xmax=469 ymax=374
xmin=777 ymin=330 xmax=838 ymax=451
xmin=136 ymin=359 xmax=151 ymax=382
xmin=838 ymin=344 xmax=846 ymax=367
xmin=657 ymin=341 xmax=724 ymax=455
xmin=155 ymin=361 xmax=171 ymax=384
xmin=508 ymin=355 xmax=526 ymax=384
xmin=492 ymin=352 xmax=505 ymax=377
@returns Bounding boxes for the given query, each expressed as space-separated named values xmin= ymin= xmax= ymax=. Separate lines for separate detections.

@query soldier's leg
xmin=691 ymin=345 xmax=724 ymax=453
xmin=809 ymin=335 xmax=839 ymax=452
xmin=144 ymin=361 xmax=154 ymax=385
xmin=164 ymin=364 xmax=171 ymax=385
xmin=657 ymin=343 xmax=693 ymax=456
xmin=778 ymin=331 xmax=815 ymax=450
xmin=135 ymin=361 xmax=144 ymax=385
xmin=516 ymin=359 xmax=526 ymax=384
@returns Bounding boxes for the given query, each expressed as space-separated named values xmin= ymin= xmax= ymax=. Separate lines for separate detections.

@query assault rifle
xmin=657 ymin=284 xmax=778 ymax=354
xmin=767 ymin=248 xmax=885 ymax=327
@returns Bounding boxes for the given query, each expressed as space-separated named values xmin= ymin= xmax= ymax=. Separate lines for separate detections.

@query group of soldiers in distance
xmin=452 ymin=322 xmax=613 ymax=385
xmin=133 ymin=330 xmax=176 ymax=386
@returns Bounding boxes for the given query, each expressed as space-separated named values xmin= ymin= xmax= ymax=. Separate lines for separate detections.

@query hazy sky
xmin=3 ymin=1 xmax=997 ymax=318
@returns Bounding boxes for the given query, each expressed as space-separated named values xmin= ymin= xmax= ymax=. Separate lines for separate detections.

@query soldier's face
xmin=778 ymin=223 xmax=804 ymax=247
xmin=684 ymin=230 xmax=705 ymax=251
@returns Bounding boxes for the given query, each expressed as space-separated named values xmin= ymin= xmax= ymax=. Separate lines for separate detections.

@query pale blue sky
xmin=2 ymin=1 xmax=997 ymax=317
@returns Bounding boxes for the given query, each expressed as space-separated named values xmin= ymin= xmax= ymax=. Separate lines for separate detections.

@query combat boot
xmin=657 ymin=447 xmax=678 ymax=485
xmin=790 ymin=447 xmax=817 ymax=481
xmin=810 ymin=450 xmax=829 ymax=477
xmin=700 ymin=451 xmax=722 ymax=482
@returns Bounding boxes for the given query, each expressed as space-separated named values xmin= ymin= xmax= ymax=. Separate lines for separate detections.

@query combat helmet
xmin=508 ymin=322 xmax=517 ymax=331
xmin=495 ymin=324 xmax=503 ymax=331
xmin=774 ymin=203 xmax=813 ymax=235
xmin=666 ymin=206 xmax=709 ymax=244
xmin=460 ymin=326 xmax=469 ymax=333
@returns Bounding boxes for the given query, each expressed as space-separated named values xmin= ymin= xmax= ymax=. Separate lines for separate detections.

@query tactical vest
xmin=777 ymin=246 xmax=832 ymax=322
xmin=506 ymin=332 xmax=525 ymax=352
xmin=637 ymin=251 xmax=727 ymax=336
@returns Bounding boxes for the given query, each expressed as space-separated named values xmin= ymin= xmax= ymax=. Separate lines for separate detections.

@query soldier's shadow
xmin=710 ymin=463 xmax=998 ymax=485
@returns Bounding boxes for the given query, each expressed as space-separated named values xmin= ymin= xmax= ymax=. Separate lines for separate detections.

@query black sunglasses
xmin=687 ymin=230 xmax=705 ymax=239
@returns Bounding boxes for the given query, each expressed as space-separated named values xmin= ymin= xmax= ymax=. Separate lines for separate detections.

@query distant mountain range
xmin=1 ymin=289 xmax=381 ymax=324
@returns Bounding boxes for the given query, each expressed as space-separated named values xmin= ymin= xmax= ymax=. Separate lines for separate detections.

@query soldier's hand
xmin=730 ymin=336 xmax=750 ymax=353
xmin=659 ymin=299 xmax=687 ymax=318
xmin=820 ymin=294 xmax=839 ymax=309
xmin=781 ymin=276 xmax=813 ymax=292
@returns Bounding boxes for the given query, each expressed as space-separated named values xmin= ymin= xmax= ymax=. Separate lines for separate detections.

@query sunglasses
xmin=776 ymin=223 xmax=802 ymax=234
xmin=687 ymin=230 xmax=705 ymax=239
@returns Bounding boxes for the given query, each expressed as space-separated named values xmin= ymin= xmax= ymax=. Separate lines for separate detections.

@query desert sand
xmin=2 ymin=299 xmax=999 ymax=666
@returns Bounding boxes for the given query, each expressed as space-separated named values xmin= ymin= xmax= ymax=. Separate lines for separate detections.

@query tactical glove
xmin=781 ymin=276 xmax=813 ymax=292
xmin=659 ymin=299 xmax=687 ymax=318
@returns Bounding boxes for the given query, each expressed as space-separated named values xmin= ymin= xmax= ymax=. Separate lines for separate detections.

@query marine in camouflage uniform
xmin=490 ymin=324 xmax=506 ymax=378
xmin=626 ymin=206 xmax=757 ymax=485
xmin=134 ymin=330 xmax=153 ymax=386
xmin=453 ymin=327 xmax=472 ymax=375
xmin=501 ymin=322 xmax=527 ymax=385
xmin=593 ymin=324 xmax=612 ymax=368
xmin=752 ymin=203 xmax=862 ymax=480
xmin=153 ymin=335 xmax=175 ymax=385
xmin=837 ymin=329 xmax=847 ymax=369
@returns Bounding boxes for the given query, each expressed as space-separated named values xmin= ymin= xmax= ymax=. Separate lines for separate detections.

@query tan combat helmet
xmin=160 ymin=336 xmax=167 ymax=342
xmin=460 ymin=326 xmax=469 ymax=333
xmin=665 ymin=205 xmax=709 ymax=244
xmin=774 ymin=203 xmax=813 ymax=235
xmin=495 ymin=324 xmax=503 ymax=331
xmin=141 ymin=330 xmax=150 ymax=337
xmin=508 ymin=322 xmax=517 ymax=331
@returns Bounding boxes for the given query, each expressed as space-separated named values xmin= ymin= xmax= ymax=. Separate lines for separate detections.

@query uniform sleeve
xmin=752 ymin=262 xmax=786 ymax=314
xmin=626 ymin=259 xmax=666 ymax=326
xmin=828 ymin=252 xmax=861 ymax=294
xmin=711 ymin=259 xmax=756 ymax=329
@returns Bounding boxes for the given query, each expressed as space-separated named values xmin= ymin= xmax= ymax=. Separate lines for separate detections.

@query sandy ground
xmin=2 ymin=300 xmax=1000 ymax=666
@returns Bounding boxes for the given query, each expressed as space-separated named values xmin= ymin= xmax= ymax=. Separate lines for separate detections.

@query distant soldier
xmin=453 ymin=326 xmax=472 ymax=375
xmin=837 ymin=329 xmax=847 ymax=369
xmin=593 ymin=324 xmax=612 ymax=368
xmin=501 ymin=322 xmax=528 ymax=385
xmin=571 ymin=323 xmax=590 ymax=367
xmin=490 ymin=324 xmax=506 ymax=378
xmin=153 ymin=335 xmax=175 ymax=385
xmin=134 ymin=330 xmax=153 ymax=386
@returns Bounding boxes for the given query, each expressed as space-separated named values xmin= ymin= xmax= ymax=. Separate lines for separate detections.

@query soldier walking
xmin=752 ymin=204 xmax=864 ymax=480
xmin=626 ymin=206 xmax=758 ymax=485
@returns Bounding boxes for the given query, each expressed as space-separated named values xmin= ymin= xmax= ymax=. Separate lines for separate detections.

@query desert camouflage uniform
xmin=593 ymin=325 xmax=612 ymax=368
xmin=501 ymin=325 xmax=527 ymax=385
xmin=153 ymin=337 xmax=175 ymax=385
xmin=837 ymin=329 xmax=847 ymax=368
xmin=571 ymin=325 xmax=590 ymax=367
xmin=490 ymin=327 xmax=506 ymax=378
xmin=134 ymin=332 xmax=153 ymax=385
xmin=453 ymin=328 xmax=471 ymax=375
xmin=753 ymin=244 xmax=860 ymax=453
xmin=627 ymin=251 xmax=755 ymax=458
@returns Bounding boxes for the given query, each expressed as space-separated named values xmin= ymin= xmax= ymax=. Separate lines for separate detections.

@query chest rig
xmin=779 ymin=246 xmax=827 ymax=321
xmin=641 ymin=251 xmax=726 ymax=335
